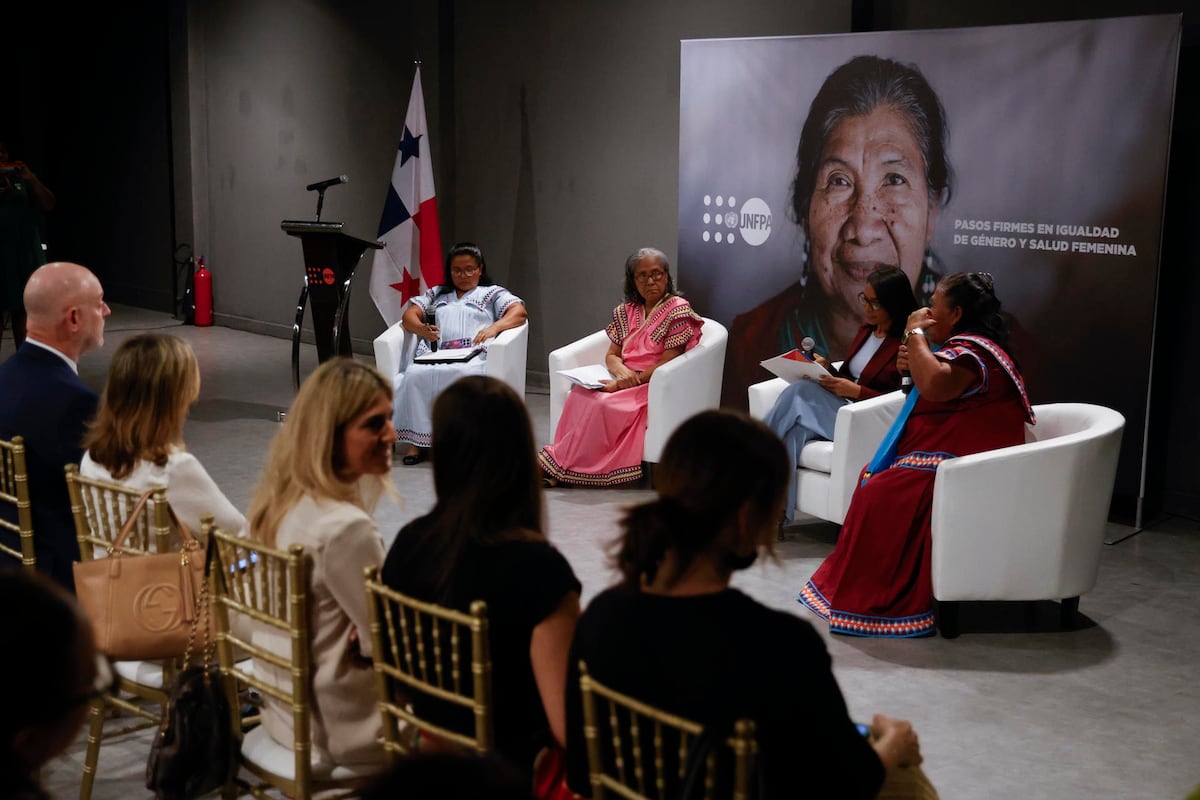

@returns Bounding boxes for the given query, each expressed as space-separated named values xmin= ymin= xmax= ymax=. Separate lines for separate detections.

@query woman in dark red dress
xmin=799 ymin=272 xmax=1034 ymax=637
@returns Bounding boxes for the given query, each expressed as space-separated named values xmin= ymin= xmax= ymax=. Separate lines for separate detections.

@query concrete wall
xmin=183 ymin=0 xmax=444 ymax=347
xmin=180 ymin=0 xmax=845 ymax=370
xmin=451 ymin=1 xmax=847 ymax=380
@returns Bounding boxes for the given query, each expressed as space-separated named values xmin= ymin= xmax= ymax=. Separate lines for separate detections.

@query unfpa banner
xmin=679 ymin=14 xmax=1181 ymax=500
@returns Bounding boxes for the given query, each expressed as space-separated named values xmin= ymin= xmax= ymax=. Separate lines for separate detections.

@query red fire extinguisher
xmin=194 ymin=256 xmax=213 ymax=327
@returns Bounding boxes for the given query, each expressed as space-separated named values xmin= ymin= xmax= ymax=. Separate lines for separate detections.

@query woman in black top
xmin=564 ymin=409 xmax=925 ymax=799
xmin=382 ymin=375 xmax=581 ymax=776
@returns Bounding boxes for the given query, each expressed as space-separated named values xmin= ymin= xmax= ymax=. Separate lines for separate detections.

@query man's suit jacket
xmin=0 ymin=342 xmax=98 ymax=591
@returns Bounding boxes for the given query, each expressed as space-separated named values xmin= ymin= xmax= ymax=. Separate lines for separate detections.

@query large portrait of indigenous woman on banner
xmin=678 ymin=15 xmax=1181 ymax=498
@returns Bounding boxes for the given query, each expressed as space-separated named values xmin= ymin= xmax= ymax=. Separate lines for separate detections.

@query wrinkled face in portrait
xmin=338 ymin=394 xmax=395 ymax=480
xmin=806 ymin=105 xmax=939 ymax=318
xmin=449 ymin=254 xmax=482 ymax=294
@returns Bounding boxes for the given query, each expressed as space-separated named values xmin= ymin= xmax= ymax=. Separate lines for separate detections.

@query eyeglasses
xmin=857 ymin=292 xmax=882 ymax=310
xmin=634 ymin=270 xmax=667 ymax=284
xmin=450 ymin=266 xmax=480 ymax=277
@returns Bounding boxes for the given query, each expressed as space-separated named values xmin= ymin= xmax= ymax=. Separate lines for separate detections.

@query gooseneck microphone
xmin=306 ymin=175 xmax=349 ymax=192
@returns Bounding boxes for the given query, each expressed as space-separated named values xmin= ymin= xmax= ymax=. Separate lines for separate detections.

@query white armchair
xmin=748 ymin=379 xmax=903 ymax=525
xmin=548 ymin=317 xmax=728 ymax=463
xmin=931 ymin=402 xmax=1124 ymax=636
xmin=372 ymin=320 xmax=529 ymax=400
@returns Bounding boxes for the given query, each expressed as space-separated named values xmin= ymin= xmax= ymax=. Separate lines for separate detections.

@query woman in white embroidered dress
xmin=392 ymin=242 xmax=527 ymax=465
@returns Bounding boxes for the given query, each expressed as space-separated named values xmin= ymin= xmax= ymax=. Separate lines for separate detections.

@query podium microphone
xmin=306 ymin=175 xmax=348 ymax=192
xmin=426 ymin=307 xmax=438 ymax=352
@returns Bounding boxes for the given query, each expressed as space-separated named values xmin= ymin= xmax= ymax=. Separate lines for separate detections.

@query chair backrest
xmin=642 ymin=317 xmax=729 ymax=464
xmin=206 ymin=523 xmax=316 ymax=792
xmin=65 ymin=464 xmax=172 ymax=559
xmin=0 ymin=436 xmax=35 ymax=569
xmin=374 ymin=317 xmax=529 ymax=400
xmin=579 ymin=661 xmax=757 ymax=800
xmin=363 ymin=567 xmax=493 ymax=758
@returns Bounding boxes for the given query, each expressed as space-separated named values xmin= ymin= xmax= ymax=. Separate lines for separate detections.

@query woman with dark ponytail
xmin=564 ymin=410 xmax=926 ymax=800
xmin=799 ymin=272 xmax=1035 ymax=638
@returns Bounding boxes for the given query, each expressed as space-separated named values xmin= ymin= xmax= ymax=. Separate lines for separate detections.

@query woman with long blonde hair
xmin=82 ymin=333 xmax=246 ymax=537
xmin=247 ymin=357 xmax=396 ymax=770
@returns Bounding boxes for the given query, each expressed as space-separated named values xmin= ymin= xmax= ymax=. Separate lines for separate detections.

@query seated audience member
xmin=798 ymin=273 xmax=1033 ymax=638
xmin=565 ymin=409 xmax=926 ymax=800
xmin=763 ymin=266 xmax=916 ymax=521
xmin=382 ymin=375 xmax=580 ymax=777
xmin=0 ymin=262 xmax=110 ymax=590
xmin=246 ymin=358 xmax=396 ymax=770
xmin=392 ymin=242 xmax=528 ymax=465
xmin=362 ymin=753 xmax=533 ymax=800
xmin=539 ymin=247 xmax=704 ymax=487
xmin=0 ymin=570 xmax=112 ymax=799
xmin=81 ymin=333 xmax=247 ymax=537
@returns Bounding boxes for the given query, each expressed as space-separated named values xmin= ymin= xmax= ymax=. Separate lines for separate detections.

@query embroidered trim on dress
xmin=538 ymin=449 xmax=643 ymax=487
xmin=893 ymin=451 xmax=956 ymax=472
xmin=827 ymin=608 xmax=936 ymax=638
xmin=942 ymin=334 xmax=1035 ymax=423
xmin=798 ymin=581 xmax=935 ymax=636
xmin=797 ymin=581 xmax=832 ymax=619
xmin=396 ymin=428 xmax=432 ymax=448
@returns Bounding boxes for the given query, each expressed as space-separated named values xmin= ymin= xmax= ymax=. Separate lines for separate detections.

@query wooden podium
xmin=281 ymin=221 xmax=383 ymax=390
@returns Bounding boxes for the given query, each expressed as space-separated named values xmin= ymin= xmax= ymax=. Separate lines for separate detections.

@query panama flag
xmin=369 ymin=67 xmax=443 ymax=327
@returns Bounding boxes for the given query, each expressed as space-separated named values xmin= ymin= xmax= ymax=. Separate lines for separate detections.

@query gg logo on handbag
xmin=133 ymin=584 xmax=185 ymax=632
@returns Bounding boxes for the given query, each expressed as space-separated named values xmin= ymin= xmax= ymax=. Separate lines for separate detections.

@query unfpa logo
xmin=699 ymin=195 xmax=771 ymax=247
xmin=738 ymin=197 xmax=771 ymax=246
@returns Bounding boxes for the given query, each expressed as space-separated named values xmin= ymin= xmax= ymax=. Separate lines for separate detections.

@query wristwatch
xmin=902 ymin=328 xmax=926 ymax=346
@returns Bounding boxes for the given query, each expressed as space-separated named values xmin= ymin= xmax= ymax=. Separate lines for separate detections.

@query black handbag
xmin=146 ymin=537 xmax=237 ymax=799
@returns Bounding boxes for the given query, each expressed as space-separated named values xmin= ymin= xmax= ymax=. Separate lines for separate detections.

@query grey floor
xmin=8 ymin=305 xmax=1198 ymax=799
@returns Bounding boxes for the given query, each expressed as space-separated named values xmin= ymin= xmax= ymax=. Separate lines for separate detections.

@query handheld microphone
xmin=800 ymin=336 xmax=816 ymax=360
xmin=305 ymin=175 xmax=348 ymax=192
xmin=426 ymin=307 xmax=438 ymax=352
xmin=900 ymin=336 xmax=913 ymax=394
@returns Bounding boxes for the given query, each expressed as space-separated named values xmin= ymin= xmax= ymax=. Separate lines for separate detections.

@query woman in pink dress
xmin=799 ymin=272 xmax=1034 ymax=637
xmin=539 ymin=248 xmax=704 ymax=487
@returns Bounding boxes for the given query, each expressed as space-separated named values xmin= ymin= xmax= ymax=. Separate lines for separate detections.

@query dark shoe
xmin=401 ymin=448 xmax=426 ymax=466
xmin=542 ymin=475 xmax=559 ymax=488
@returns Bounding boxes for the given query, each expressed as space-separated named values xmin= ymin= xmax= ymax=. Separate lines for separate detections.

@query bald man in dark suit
xmin=0 ymin=262 xmax=110 ymax=590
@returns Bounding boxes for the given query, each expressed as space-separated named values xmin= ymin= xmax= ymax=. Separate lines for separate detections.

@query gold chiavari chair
xmin=207 ymin=523 xmax=379 ymax=799
xmin=363 ymin=567 xmax=493 ymax=760
xmin=65 ymin=463 xmax=175 ymax=800
xmin=579 ymin=661 xmax=758 ymax=800
xmin=0 ymin=435 xmax=35 ymax=570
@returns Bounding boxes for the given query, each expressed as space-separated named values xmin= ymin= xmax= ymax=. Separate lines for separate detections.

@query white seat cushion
xmin=798 ymin=440 xmax=835 ymax=473
xmin=240 ymin=725 xmax=379 ymax=782
xmin=115 ymin=660 xmax=164 ymax=688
